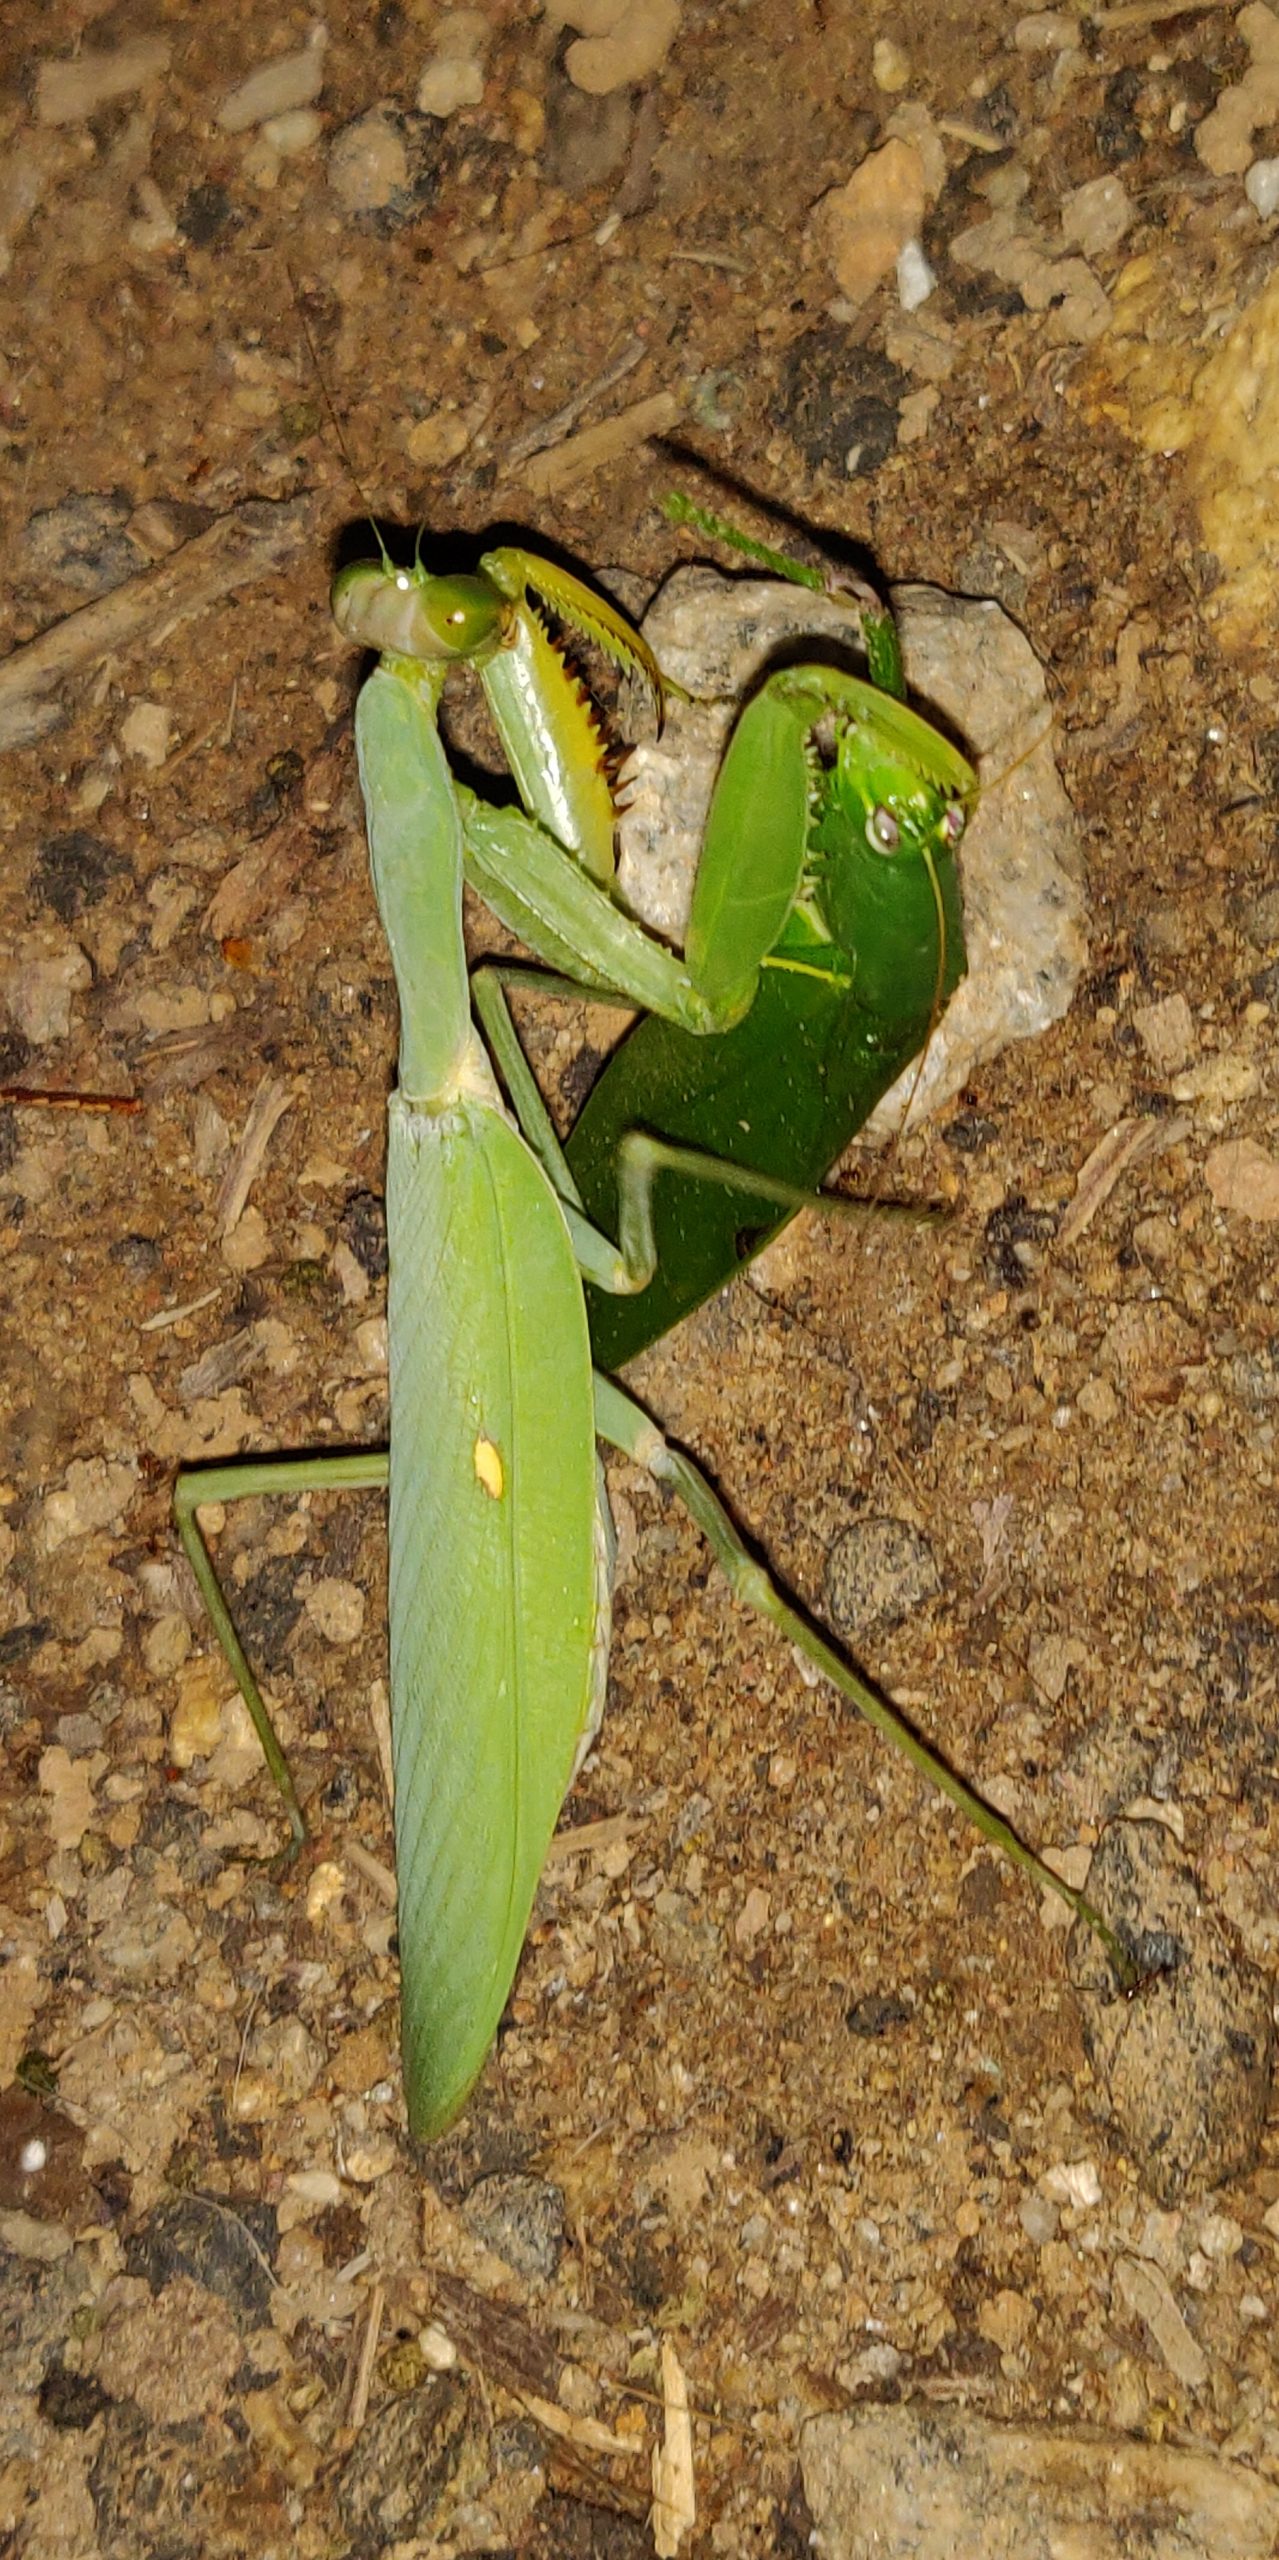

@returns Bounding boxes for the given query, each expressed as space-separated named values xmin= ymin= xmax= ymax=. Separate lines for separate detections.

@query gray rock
xmin=824 ymin=1515 xmax=941 ymax=1639
xmin=1067 ymin=1817 xmax=1274 ymax=2205
xmin=17 ymin=490 xmax=139 ymax=599
xmin=801 ymin=2406 xmax=1279 ymax=2559
xmin=462 ymin=2171 xmax=566 ymax=2283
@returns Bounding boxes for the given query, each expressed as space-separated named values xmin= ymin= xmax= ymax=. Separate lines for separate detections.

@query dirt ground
xmin=3 ymin=4 xmax=1279 ymax=2555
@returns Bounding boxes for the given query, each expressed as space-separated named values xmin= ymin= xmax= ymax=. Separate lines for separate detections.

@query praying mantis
xmin=176 ymin=521 xmax=1131 ymax=2141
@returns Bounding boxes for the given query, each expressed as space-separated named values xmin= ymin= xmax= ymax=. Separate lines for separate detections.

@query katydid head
xmin=811 ymin=681 xmax=975 ymax=1032
xmin=332 ymin=559 xmax=509 ymax=665
xmin=829 ymin=688 xmax=975 ymax=873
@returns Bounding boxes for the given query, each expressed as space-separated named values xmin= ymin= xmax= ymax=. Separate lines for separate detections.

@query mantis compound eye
xmin=866 ymin=804 xmax=901 ymax=853
xmin=941 ymin=800 xmax=967 ymax=846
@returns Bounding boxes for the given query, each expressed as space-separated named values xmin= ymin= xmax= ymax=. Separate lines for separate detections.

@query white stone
xmin=1246 ymin=155 xmax=1279 ymax=215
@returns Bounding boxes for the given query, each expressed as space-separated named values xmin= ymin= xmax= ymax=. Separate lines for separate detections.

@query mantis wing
xmin=358 ymin=661 xmax=606 ymax=2142
xmin=387 ymin=1085 xmax=604 ymax=2139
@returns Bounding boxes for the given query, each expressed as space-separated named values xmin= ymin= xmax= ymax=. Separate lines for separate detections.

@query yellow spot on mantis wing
xmin=473 ymin=1436 xmax=504 ymax=1500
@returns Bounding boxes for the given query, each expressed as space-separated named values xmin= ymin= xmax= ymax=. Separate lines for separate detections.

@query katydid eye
xmin=941 ymin=800 xmax=966 ymax=845
xmin=866 ymin=805 xmax=900 ymax=853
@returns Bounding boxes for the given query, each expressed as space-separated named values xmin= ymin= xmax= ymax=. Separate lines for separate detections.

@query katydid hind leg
xmin=472 ymin=962 xmax=932 ymax=1316
xmin=568 ymin=965 xmax=937 ymax=1369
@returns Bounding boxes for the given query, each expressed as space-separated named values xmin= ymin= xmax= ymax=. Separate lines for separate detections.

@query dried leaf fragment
xmin=1057 ymin=1113 xmax=1191 ymax=1250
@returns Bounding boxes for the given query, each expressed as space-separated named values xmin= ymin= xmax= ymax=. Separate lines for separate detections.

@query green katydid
xmin=176 ymin=531 xmax=1132 ymax=2142
xmin=567 ymin=500 xmax=971 ymax=1368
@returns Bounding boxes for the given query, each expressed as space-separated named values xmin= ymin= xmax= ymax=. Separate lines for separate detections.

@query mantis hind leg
xmin=590 ymin=1371 xmax=1137 ymax=1990
xmin=174 ymin=1449 xmax=390 ymax=1840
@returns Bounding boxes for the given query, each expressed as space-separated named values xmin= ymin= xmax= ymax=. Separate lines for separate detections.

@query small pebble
xmin=1059 ymin=174 xmax=1132 ymax=258
xmin=1018 ymin=2192 xmax=1058 ymax=2246
xmin=1195 ymin=5 xmax=1279 ymax=176
xmin=1041 ymin=2159 xmax=1101 ymax=2210
xmin=1246 ymin=156 xmax=1279 ymax=216
xmin=403 ymin=410 xmax=472 ymax=468
xmin=1195 ymin=2211 xmax=1243 ymax=2260
xmin=1171 ymin=1052 xmax=1258 ymax=1108
xmin=735 ymin=1886 xmax=771 ymax=1945
xmin=463 ymin=2174 xmax=566 ymax=2283
xmin=328 ymin=110 xmax=409 ymax=215
xmin=825 ymin=1515 xmax=939 ymax=1638
xmin=216 ymin=29 xmax=327 ymax=134
xmin=36 ymin=37 xmax=170 ymax=126
xmin=222 ymin=1205 xmax=270 ymax=1271
xmin=306 ymin=1860 xmax=347 ymax=1922
xmin=42 ymin=1457 xmax=137 ymax=1549
xmin=561 ymin=0 xmax=680 ymax=95
xmin=260 ymin=109 xmax=324 ymax=156
xmin=120 ymin=701 xmax=173 ymax=767
xmin=978 ymin=2288 xmax=1035 ymax=2354
xmin=416 ymin=12 xmax=491 ymax=116
xmin=285 ymin=2169 xmax=344 ymax=2210
xmin=352 ymin=1317 xmax=388 ymax=1374
xmin=143 ymin=1612 xmax=192 ymax=1681
xmin=1077 ymin=1375 xmax=1118 ymax=1425
xmin=417 ymin=57 xmax=483 ymax=115
xmin=872 ymin=36 xmax=911 ymax=90
xmin=1131 ymin=990 xmax=1193 ymax=1073
xmin=342 ymin=2135 xmax=397 ymax=2183
xmin=1205 ymin=1137 xmax=1279 ymax=1220
xmin=816 ymin=139 xmax=927 ymax=307
xmin=302 ymin=1578 xmax=366 ymax=1645
xmin=896 ymin=239 xmax=936 ymax=311
xmin=1013 ymin=10 xmax=1076 ymax=47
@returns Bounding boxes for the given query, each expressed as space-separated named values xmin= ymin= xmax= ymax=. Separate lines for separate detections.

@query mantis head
xmin=332 ymin=559 xmax=509 ymax=664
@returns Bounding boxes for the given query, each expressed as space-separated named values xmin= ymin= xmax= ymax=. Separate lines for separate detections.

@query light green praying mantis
xmin=176 ymin=537 xmax=1132 ymax=2141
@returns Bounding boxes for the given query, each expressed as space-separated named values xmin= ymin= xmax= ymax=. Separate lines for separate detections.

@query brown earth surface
xmin=2 ymin=6 xmax=1279 ymax=2555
